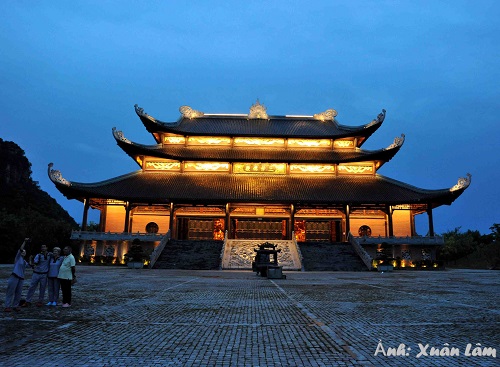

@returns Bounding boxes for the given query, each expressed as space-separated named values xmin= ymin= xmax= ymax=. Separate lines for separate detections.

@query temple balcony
xmin=71 ymin=230 xmax=165 ymax=242
xmin=355 ymin=235 xmax=444 ymax=246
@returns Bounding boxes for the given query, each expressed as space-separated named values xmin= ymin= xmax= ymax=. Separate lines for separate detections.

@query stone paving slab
xmin=0 ymin=265 xmax=498 ymax=366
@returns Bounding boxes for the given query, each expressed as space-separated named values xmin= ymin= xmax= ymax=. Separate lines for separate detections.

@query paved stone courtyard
xmin=1 ymin=265 xmax=498 ymax=366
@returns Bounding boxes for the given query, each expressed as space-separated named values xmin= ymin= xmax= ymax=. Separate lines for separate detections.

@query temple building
xmin=49 ymin=101 xmax=471 ymax=269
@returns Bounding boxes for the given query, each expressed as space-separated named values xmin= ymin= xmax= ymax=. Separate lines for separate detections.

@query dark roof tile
xmin=55 ymin=171 xmax=464 ymax=208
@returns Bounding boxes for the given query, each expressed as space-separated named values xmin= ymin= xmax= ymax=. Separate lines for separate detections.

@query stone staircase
xmin=152 ymin=239 xmax=368 ymax=271
xmin=152 ymin=240 xmax=223 ymax=270
xmin=221 ymin=239 xmax=302 ymax=270
xmin=298 ymin=242 xmax=369 ymax=271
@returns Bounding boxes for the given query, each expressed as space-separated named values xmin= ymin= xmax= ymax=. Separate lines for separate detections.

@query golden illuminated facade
xmin=50 ymin=101 xmax=470 ymax=247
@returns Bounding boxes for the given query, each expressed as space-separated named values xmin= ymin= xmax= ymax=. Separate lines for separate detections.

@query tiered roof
xmin=112 ymin=128 xmax=404 ymax=166
xmin=49 ymin=102 xmax=471 ymax=209
xmin=49 ymin=167 xmax=471 ymax=209
xmin=135 ymin=104 xmax=385 ymax=145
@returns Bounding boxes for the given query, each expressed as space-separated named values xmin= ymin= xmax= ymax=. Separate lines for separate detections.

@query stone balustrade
xmin=356 ymin=235 xmax=444 ymax=245
xmin=71 ymin=230 xmax=165 ymax=242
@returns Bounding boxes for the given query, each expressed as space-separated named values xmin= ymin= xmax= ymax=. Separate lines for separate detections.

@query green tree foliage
xmin=0 ymin=139 xmax=78 ymax=262
xmin=440 ymin=224 xmax=499 ymax=269
xmin=440 ymin=227 xmax=480 ymax=261
xmin=488 ymin=223 xmax=499 ymax=242
xmin=86 ymin=221 xmax=100 ymax=232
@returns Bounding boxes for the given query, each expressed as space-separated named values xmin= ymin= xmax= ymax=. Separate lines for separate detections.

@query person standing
xmin=4 ymin=238 xmax=30 ymax=312
xmin=24 ymin=244 xmax=51 ymax=307
xmin=58 ymin=246 xmax=76 ymax=308
xmin=46 ymin=247 xmax=63 ymax=306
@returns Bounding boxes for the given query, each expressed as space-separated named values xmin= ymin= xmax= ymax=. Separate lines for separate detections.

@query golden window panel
xmin=233 ymin=163 xmax=287 ymax=174
xmin=296 ymin=209 xmax=339 ymax=215
xmin=188 ymin=136 xmax=231 ymax=145
xmin=163 ymin=135 xmax=186 ymax=144
xmin=288 ymin=139 xmax=332 ymax=148
xmin=176 ymin=207 xmax=225 ymax=214
xmin=233 ymin=137 xmax=285 ymax=146
xmin=184 ymin=162 xmax=230 ymax=172
xmin=290 ymin=164 xmax=335 ymax=174
xmin=333 ymin=139 xmax=355 ymax=148
xmin=144 ymin=161 xmax=181 ymax=171
xmin=264 ymin=208 xmax=288 ymax=214
xmin=232 ymin=207 xmax=257 ymax=214
xmin=337 ymin=164 xmax=374 ymax=174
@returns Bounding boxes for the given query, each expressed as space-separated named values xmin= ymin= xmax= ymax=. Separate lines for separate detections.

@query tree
xmin=439 ymin=224 xmax=499 ymax=268
xmin=440 ymin=227 xmax=480 ymax=262
xmin=489 ymin=223 xmax=499 ymax=242
xmin=0 ymin=139 xmax=78 ymax=262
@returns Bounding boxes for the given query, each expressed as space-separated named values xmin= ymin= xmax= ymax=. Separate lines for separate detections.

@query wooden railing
xmin=348 ymin=232 xmax=373 ymax=270
xmin=149 ymin=230 xmax=171 ymax=269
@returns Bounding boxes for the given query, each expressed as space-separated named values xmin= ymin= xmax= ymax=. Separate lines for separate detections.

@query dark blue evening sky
xmin=1 ymin=1 xmax=498 ymax=234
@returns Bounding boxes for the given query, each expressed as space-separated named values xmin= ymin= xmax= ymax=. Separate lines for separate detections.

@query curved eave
xmin=49 ymin=168 xmax=470 ymax=208
xmin=114 ymin=132 xmax=402 ymax=165
xmin=136 ymin=106 xmax=384 ymax=142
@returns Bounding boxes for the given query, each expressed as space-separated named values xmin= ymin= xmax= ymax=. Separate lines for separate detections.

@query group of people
xmin=4 ymin=238 xmax=77 ymax=312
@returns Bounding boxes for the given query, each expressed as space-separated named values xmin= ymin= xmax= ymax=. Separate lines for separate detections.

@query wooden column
xmin=290 ymin=204 xmax=295 ymax=240
xmin=427 ymin=205 xmax=435 ymax=237
xmin=387 ymin=205 xmax=394 ymax=237
xmin=225 ymin=203 xmax=230 ymax=239
xmin=169 ymin=202 xmax=175 ymax=238
xmin=82 ymin=198 xmax=90 ymax=231
xmin=99 ymin=207 xmax=106 ymax=232
xmin=344 ymin=204 xmax=351 ymax=241
xmin=124 ymin=202 xmax=131 ymax=233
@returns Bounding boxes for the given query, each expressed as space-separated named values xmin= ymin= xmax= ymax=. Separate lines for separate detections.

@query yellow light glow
xmin=234 ymin=137 xmax=285 ymax=146
xmin=145 ymin=161 xmax=181 ymax=171
xmin=337 ymin=164 xmax=374 ymax=174
xmin=290 ymin=164 xmax=335 ymax=174
xmin=288 ymin=139 xmax=331 ymax=148
xmin=334 ymin=140 xmax=355 ymax=148
xmin=164 ymin=136 xmax=186 ymax=144
xmin=188 ymin=137 xmax=231 ymax=145
xmin=185 ymin=162 xmax=230 ymax=171
xmin=233 ymin=163 xmax=287 ymax=174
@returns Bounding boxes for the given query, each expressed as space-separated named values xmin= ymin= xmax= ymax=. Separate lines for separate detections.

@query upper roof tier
xmin=134 ymin=102 xmax=386 ymax=144
xmin=112 ymin=127 xmax=405 ymax=167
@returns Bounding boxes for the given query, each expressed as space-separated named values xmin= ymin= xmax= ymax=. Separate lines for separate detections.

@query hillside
xmin=0 ymin=138 xmax=78 ymax=262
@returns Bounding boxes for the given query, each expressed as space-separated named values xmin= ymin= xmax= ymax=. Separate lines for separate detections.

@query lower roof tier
xmin=49 ymin=165 xmax=470 ymax=209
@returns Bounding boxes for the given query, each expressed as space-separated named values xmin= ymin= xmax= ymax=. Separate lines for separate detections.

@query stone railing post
xmin=348 ymin=232 xmax=373 ymax=270
xmin=149 ymin=230 xmax=171 ymax=269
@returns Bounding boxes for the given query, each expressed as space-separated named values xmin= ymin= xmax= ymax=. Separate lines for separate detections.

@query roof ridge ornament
xmin=450 ymin=173 xmax=472 ymax=192
xmin=386 ymin=134 xmax=405 ymax=150
xmin=313 ymin=109 xmax=338 ymax=121
xmin=179 ymin=105 xmax=204 ymax=119
xmin=112 ymin=127 xmax=131 ymax=143
xmin=365 ymin=109 xmax=386 ymax=128
xmin=248 ymin=99 xmax=268 ymax=119
xmin=134 ymin=104 xmax=156 ymax=121
xmin=47 ymin=163 xmax=70 ymax=186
